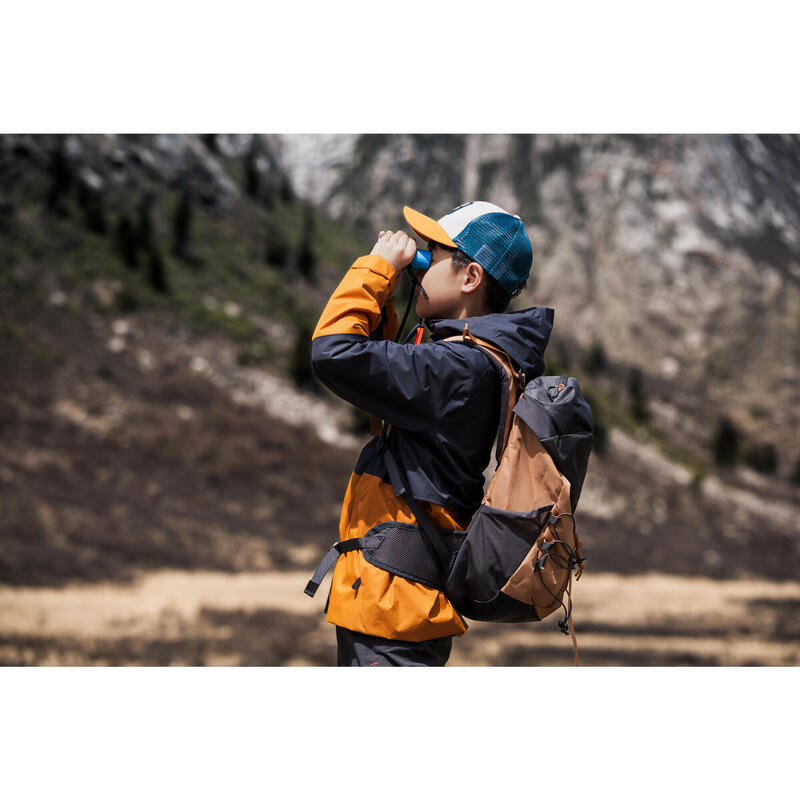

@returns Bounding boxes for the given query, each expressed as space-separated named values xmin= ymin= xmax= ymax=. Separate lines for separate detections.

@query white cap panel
xmin=437 ymin=201 xmax=513 ymax=239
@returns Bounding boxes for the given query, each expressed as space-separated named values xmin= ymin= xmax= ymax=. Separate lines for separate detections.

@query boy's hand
xmin=370 ymin=230 xmax=417 ymax=273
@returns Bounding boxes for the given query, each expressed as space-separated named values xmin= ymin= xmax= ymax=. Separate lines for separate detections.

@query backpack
xmin=305 ymin=325 xmax=593 ymax=665
xmin=445 ymin=328 xmax=592 ymax=660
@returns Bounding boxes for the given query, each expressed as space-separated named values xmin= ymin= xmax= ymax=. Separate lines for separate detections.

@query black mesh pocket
xmin=361 ymin=522 xmax=466 ymax=591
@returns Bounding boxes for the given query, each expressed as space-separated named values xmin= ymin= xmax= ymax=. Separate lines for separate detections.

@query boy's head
xmin=403 ymin=202 xmax=532 ymax=320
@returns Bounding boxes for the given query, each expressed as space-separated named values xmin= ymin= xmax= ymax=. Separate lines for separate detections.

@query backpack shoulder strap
xmin=442 ymin=323 xmax=523 ymax=463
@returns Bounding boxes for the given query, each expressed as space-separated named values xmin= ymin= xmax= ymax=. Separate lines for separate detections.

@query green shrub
xmin=237 ymin=342 xmax=272 ymax=367
xmin=744 ymin=442 xmax=778 ymax=475
xmin=582 ymin=390 xmax=606 ymax=455
xmin=114 ymin=285 xmax=141 ymax=312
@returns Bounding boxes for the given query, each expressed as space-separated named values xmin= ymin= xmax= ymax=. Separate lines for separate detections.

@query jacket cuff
xmin=351 ymin=254 xmax=401 ymax=289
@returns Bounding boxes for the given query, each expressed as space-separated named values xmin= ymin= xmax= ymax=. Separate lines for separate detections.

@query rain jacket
xmin=311 ymin=254 xmax=554 ymax=641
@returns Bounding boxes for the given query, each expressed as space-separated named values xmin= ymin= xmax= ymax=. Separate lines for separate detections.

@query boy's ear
xmin=461 ymin=262 xmax=485 ymax=295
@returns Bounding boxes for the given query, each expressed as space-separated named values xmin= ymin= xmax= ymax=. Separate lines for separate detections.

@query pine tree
xmin=290 ymin=319 xmax=315 ymax=389
xmin=265 ymin=233 xmax=289 ymax=269
xmin=279 ymin=175 xmax=294 ymax=203
xmin=583 ymin=340 xmax=607 ymax=375
xmin=244 ymin=141 xmax=260 ymax=198
xmin=137 ymin=194 xmax=154 ymax=252
xmin=147 ymin=246 xmax=170 ymax=294
xmin=628 ymin=366 xmax=649 ymax=422
xmin=77 ymin=181 xmax=107 ymax=235
xmin=297 ymin=204 xmax=317 ymax=281
xmin=172 ymin=190 xmax=193 ymax=259
xmin=712 ymin=416 xmax=740 ymax=467
xmin=115 ymin=215 xmax=138 ymax=269
xmin=46 ymin=143 xmax=72 ymax=215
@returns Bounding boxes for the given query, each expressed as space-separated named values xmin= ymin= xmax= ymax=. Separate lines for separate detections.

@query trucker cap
xmin=403 ymin=201 xmax=533 ymax=295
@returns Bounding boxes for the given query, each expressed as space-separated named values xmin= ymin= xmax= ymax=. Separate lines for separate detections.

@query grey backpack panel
xmin=513 ymin=376 xmax=593 ymax=512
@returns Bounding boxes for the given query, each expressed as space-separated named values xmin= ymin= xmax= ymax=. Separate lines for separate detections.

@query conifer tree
xmin=712 ymin=416 xmax=740 ymax=467
xmin=115 ymin=214 xmax=138 ymax=269
xmin=265 ymin=231 xmax=289 ymax=269
xmin=628 ymin=366 xmax=649 ymax=422
xmin=137 ymin=194 xmax=154 ymax=251
xmin=584 ymin=340 xmax=607 ymax=375
xmin=297 ymin=204 xmax=317 ymax=281
xmin=279 ymin=175 xmax=294 ymax=203
xmin=244 ymin=141 xmax=260 ymax=198
xmin=77 ymin=181 xmax=107 ymax=235
xmin=290 ymin=319 xmax=315 ymax=390
xmin=46 ymin=143 xmax=72 ymax=215
xmin=147 ymin=246 xmax=169 ymax=294
xmin=172 ymin=189 xmax=193 ymax=259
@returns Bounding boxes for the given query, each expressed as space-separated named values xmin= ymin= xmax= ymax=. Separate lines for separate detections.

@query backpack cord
xmin=534 ymin=513 xmax=585 ymax=666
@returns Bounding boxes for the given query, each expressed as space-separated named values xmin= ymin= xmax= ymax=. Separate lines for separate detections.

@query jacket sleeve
xmin=311 ymin=254 xmax=492 ymax=432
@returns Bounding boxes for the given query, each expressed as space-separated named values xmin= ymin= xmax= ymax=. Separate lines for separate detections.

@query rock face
xmin=2 ymin=133 xmax=798 ymax=472
xmin=0 ymin=134 xmax=289 ymax=213
xmin=277 ymin=133 xmax=800 ymax=472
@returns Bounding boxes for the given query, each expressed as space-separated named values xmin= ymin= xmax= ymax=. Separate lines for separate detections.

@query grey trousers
xmin=335 ymin=626 xmax=453 ymax=667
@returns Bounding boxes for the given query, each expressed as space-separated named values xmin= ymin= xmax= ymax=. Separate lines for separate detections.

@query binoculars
xmin=409 ymin=249 xmax=432 ymax=273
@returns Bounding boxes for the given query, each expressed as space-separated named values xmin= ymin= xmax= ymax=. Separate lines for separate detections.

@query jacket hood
xmin=426 ymin=306 xmax=554 ymax=378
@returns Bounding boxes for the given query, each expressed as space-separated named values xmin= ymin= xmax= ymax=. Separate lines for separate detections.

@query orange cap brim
xmin=403 ymin=206 xmax=457 ymax=248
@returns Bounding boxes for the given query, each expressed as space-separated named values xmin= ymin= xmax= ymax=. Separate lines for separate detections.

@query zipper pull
xmin=352 ymin=577 xmax=362 ymax=598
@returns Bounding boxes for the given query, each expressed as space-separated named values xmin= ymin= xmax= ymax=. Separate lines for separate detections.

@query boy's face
xmin=413 ymin=242 xmax=465 ymax=320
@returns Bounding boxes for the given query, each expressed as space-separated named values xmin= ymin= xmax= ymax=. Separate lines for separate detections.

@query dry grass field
xmin=1 ymin=569 xmax=798 ymax=666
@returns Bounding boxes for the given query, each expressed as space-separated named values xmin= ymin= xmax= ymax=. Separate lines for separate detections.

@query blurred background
xmin=0 ymin=133 xmax=798 ymax=666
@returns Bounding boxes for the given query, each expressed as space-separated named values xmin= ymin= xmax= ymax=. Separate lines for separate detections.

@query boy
xmin=309 ymin=201 xmax=554 ymax=666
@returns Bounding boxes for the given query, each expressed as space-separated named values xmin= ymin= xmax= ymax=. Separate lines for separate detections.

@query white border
xmin=3 ymin=2 xmax=799 ymax=132
xmin=1 ymin=668 xmax=796 ymax=798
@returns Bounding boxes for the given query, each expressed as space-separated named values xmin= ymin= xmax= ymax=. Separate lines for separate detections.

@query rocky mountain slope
xmin=279 ymin=134 xmax=800 ymax=479
xmin=1 ymin=133 xmax=798 ymax=594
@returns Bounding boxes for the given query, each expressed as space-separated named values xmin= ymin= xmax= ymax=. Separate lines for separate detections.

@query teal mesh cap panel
xmin=452 ymin=212 xmax=533 ymax=295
